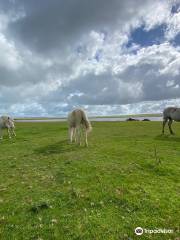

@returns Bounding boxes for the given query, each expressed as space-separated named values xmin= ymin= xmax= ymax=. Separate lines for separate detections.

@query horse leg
xmin=7 ymin=128 xmax=11 ymax=138
xmin=77 ymin=126 xmax=81 ymax=146
xmin=73 ymin=128 xmax=77 ymax=143
xmin=0 ymin=128 xmax=3 ymax=140
xmin=85 ymin=130 xmax=88 ymax=147
xmin=12 ymin=129 xmax=16 ymax=137
xmin=9 ymin=128 xmax=14 ymax=138
xmin=168 ymin=119 xmax=174 ymax=135
xmin=162 ymin=118 xmax=167 ymax=134
xmin=69 ymin=127 xmax=74 ymax=143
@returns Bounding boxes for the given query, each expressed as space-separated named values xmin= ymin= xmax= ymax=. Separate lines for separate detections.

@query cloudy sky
xmin=0 ymin=0 xmax=180 ymax=117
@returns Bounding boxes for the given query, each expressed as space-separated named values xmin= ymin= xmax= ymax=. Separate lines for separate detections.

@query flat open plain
xmin=0 ymin=121 xmax=179 ymax=239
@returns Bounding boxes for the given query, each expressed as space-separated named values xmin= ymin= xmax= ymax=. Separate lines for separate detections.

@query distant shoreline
xmin=15 ymin=115 xmax=163 ymax=122
xmin=14 ymin=113 xmax=162 ymax=120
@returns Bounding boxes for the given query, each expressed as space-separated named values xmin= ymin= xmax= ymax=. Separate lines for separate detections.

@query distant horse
xmin=0 ymin=116 xmax=16 ymax=139
xmin=67 ymin=109 xmax=92 ymax=146
xmin=162 ymin=107 xmax=180 ymax=134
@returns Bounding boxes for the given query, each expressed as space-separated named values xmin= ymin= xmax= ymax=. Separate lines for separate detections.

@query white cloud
xmin=0 ymin=0 xmax=180 ymax=116
xmin=166 ymin=11 xmax=180 ymax=40
xmin=0 ymin=33 xmax=22 ymax=70
xmin=9 ymin=102 xmax=47 ymax=117
xmin=142 ymin=1 xmax=171 ymax=30
xmin=85 ymin=98 xmax=180 ymax=116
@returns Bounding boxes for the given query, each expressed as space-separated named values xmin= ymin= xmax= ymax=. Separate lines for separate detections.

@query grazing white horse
xmin=162 ymin=107 xmax=180 ymax=134
xmin=0 ymin=116 xmax=16 ymax=139
xmin=68 ymin=109 xmax=92 ymax=146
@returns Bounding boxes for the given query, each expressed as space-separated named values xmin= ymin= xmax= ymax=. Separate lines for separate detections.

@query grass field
xmin=0 ymin=121 xmax=179 ymax=240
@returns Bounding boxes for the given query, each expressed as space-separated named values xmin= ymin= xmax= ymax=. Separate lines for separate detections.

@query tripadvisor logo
xmin=134 ymin=227 xmax=174 ymax=235
xmin=135 ymin=227 xmax=143 ymax=235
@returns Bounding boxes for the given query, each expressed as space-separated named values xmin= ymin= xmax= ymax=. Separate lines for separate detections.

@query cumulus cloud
xmin=0 ymin=0 xmax=180 ymax=116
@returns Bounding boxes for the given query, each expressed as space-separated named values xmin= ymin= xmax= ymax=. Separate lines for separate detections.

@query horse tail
xmin=163 ymin=107 xmax=174 ymax=120
xmin=81 ymin=110 xmax=92 ymax=132
xmin=162 ymin=109 xmax=166 ymax=120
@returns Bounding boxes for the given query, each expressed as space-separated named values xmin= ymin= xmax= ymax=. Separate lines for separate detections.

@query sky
xmin=0 ymin=0 xmax=180 ymax=117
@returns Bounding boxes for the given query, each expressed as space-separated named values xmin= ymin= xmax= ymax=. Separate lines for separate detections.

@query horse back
xmin=163 ymin=107 xmax=180 ymax=120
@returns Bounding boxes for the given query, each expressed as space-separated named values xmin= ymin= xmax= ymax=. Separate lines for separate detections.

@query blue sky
xmin=127 ymin=24 xmax=166 ymax=48
xmin=0 ymin=0 xmax=180 ymax=117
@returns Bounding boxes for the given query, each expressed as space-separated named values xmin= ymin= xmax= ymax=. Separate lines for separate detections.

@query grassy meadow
xmin=0 ymin=121 xmax=179 ymax=240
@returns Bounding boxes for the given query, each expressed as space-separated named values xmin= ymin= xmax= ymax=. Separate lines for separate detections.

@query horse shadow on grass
xmin=35 ymin=139 xmax=78 ymax=155
xmin=154 ymin=134 xmax=180 ymax=142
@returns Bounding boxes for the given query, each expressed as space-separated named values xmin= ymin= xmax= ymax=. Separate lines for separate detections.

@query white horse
xmin=0 ymin=116 xmax=16 ymax=139
xmin=162 ymin=107 xmax=180 ymax=134
xmin=67 ymin=109 xmax=92 ymax=146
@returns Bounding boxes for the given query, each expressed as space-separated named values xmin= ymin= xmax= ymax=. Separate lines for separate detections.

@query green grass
xmin=0 ymin=122 xmax=179 ymax=240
